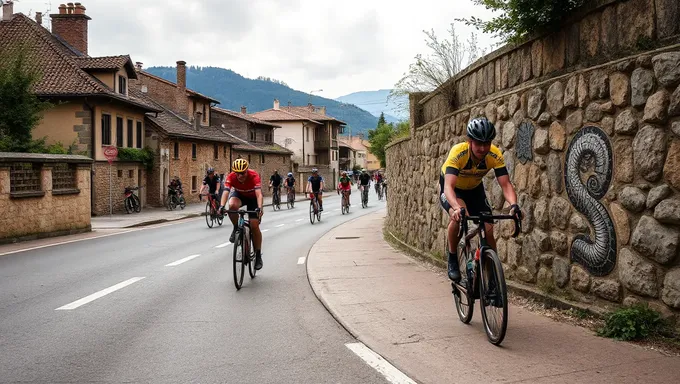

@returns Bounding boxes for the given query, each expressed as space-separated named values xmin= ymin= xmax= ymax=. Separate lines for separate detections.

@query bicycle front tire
xmin=233 ymin=230 xmax=245 ymax=290
xmin=479 ymin=249 xmax=508 ymax=345
xmin=133 ymin=194 xmax=141 ymax=212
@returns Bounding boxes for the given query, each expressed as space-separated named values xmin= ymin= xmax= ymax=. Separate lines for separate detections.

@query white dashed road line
xmin=296 ymin=219 xmax=303 ymax=222
xmin=345 ymin=342 xmax=416 ymax=384
xmin=165 ymin=254 xmax=201 ymax=267
xmin=276 ymin=224 xmax=285 ymax=228
xmin=297 ymin=257 xmax=306 ymax=264
xmin=215 ymin=242 xmax=232 ymax=248
xmin=262 ymin=229 xmax=269 ymax=232
xmin=56 ymin=277 xmax=146 ymax=310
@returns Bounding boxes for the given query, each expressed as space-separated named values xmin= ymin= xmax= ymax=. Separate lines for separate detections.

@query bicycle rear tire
xmin=233 ymin=231 xmax=245 ymax=290
xmin=179 ymin=197 xmax=186 ymax=209
xmin=479 ymin=249 xmax=508 ymax=345
xmin=124 ymin=197 xmax=134 ymax=214
xmin=133 ymin=195 xmax=141 ymax=213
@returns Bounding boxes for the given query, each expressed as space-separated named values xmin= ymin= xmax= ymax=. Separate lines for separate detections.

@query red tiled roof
xmin=281 ymin=106 xmax=346 ymax=125
xmin=136 ymin=70 xmax=220 ymax=104
xmin=249 ymin=108 xmax=322 ymax=124
xmin=0 ymin=14 xmax=156 ymax=111
xmin=219 ymin=130 xmax=293 ymax=154
xmin=75 ymin=55 xmax=137 ymax=78
xmin=212 ymin=107 xmax=281 ymax=128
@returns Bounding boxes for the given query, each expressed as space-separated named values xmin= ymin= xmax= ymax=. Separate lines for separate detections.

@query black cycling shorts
xmin=228 ymin=190 xmax=259 ymax=220
xmin=439 ymin=175 xmax=492 ymax=216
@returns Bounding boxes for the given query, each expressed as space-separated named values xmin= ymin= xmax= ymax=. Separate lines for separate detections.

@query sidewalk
xmin=307 ymin=211 xmax=680 ymax=384
xmin=91 ymin=193 xmax=308 ymax=229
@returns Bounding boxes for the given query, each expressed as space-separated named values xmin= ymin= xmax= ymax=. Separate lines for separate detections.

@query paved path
xmin=307 ymin=210 xmax=680 ymax=384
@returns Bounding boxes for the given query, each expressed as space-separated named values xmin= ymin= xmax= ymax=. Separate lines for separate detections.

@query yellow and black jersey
xmin=440 ymin=142 xmax=508 ymax=190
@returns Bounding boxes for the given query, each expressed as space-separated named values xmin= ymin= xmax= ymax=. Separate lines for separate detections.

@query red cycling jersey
xmin=224 ymin=169 xmax=261 ymax=198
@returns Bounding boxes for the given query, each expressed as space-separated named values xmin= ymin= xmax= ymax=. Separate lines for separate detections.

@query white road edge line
xmin=334 ymin=208 xmax=340 ymax=211
xmin=345 ymin=342 xmax=416 ymax=384
xmin=0 ymin=229 xmax=139 ymax=257
xmin=297 ymin=257 xmax=306 ymax=264
xmin=262 ymin=229 xmax=269 ymax=232
xmin=215 ymin=242 xmax=232 ymax=248
xmin=295 ymin=219 xmax=303 ymax=222
xmin=276 ymin=224 xmax=285 ymax=227
xmin=165 ymin=254 xmax=201 ymax=267
xmin=56 ymin=277 xmax=146 ymax=310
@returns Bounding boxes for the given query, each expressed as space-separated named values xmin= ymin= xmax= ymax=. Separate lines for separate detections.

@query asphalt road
xmin=0 ymin=193 xmax=391 ymax=383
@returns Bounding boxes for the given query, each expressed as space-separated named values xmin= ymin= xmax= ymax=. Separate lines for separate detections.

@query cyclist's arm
xmin=443 ymin=173 xmax=460 ymax=215
xmin=255 ymin=188 xmax=264 ymax=210
xmin=497 ymin=174 xmax=517 ymax=207
xmin=221 ymin=178 xmax=231 ymax=207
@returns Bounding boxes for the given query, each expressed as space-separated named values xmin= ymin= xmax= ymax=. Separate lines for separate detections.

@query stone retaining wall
xmin=386 ymin=0 xmax=680 ymax=320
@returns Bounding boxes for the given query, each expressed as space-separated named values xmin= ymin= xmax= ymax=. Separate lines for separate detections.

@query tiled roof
xmin=129 ymin=87 xmax=236 ymax=144
xmin=226 ymin=133 xmax=293 ymax=155
xmin=76 ymin=55 xmax=137 ymax=78
xmin=249 ymin=108 xmax=322 ymax=124
xmin=281 ymin=106 xmax=347 ymax=125
xmin=137 ymin=70 xmax=220 ymax=104
xmin=0 ymin=14 xmax=156 ymax=111
xmin=212 ymin=107 xmax=281 ymax=128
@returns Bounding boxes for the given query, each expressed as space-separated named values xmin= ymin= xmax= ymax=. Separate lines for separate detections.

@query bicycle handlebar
xmin=459 ymin=207 xmax=522 ymax=238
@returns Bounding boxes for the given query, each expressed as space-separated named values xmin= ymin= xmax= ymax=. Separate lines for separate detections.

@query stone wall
xmin=0 ymin=153 xmax=92 ymax=243
xmin=92 ymin=161 xmax=147 ymax=215
xmin=232 ymin=150 xmax=292 ymax=196
xmin=386 ymin=1 xmax=680 ymax=319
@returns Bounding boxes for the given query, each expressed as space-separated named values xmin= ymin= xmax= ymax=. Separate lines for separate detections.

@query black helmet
xmin=466 ymin=117 xmax=496 ymax=142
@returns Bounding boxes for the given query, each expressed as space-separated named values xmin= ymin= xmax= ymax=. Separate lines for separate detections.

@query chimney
xmin=50 ymin=2 xmax=91 ymax=55
xmin=135 ymin=62 xmax=143 ymax=72
xmin=240 ymin=106 xmax=247 ymax=114
xmin=273 ymin=99 xmax=280 ymax=110
xmin=307 ymin=103 xmax=313 ymax=111
xmin=194 ymin=112 xmax=202 ymax=130
xmin=320 ymin=106 xmax=326 ymax=115
xmin=175 ymin=60 xmax=188 ymax=115
xmin=35 ymin=11 xmax=42 ymax=26
xmin=2 ymin=1 xmax=14 ymax=21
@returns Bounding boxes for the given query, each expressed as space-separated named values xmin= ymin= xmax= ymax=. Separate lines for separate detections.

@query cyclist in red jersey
xmin=220 ymin=158 xmax=265 ymax=270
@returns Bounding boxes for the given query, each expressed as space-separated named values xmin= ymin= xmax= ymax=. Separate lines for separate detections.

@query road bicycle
xmin=286 ymin=187 xmax=295 ymax=209
xmin=226 ymin=209 xmax=260 ymax=290
xmin=359 ymin=185 xmax=369 ymax=208
xmin=449 ymin=207 xmax=521 ymax=346
xmin=165 ymin=186 xmax=186 ymax=211
xmin=270 ymin=186 xmax=281 ymax=211
xmin=309 ymin=192 xmax=322 ymax=224
xmin=203 ymin=192 xmax=224 ymax=228
xmin=377 ymin=183 xmax=384 ymax=201
xmin=123 ymin=186 xmax=142 ymax=214
xmin=339 ymin=189 xmax=350 ymax=215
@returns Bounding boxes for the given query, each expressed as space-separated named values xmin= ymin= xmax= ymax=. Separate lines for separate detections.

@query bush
xmin=457 ymin=0 xmax=587 ymax=44
xmin=117 ymin=147 xmax=155 ymax=171
xmin=597 ymin=304 xmax=667 ymax=341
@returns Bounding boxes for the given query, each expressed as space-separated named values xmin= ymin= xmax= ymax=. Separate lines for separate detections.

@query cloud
xmin=13 ymin=0 xmax=501 ymax=98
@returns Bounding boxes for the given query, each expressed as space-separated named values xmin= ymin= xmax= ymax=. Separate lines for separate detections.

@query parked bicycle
xmin=309 ymin=192 xmax=322 ymax=224
xmin=286 ymin=187 xmax=296 ymax=209
xmin=165 ymin=185 xmax=186 ymax=211
xmin=449 ymin=207 xmax=521 ymax=346
xmin=270 ymin=186 xmax=281 ymax=211
xmin=123 ymin=186 xmax=142 ymax=214
xmin=226 ymin=209 xmax=260 ymax=290
xmin=203 ymin=192 xmax=224 ymax=228
xmin=339 ymin=189 xmax=350 ymax=215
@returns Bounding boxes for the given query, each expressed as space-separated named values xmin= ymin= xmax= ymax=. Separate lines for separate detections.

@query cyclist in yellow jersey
xmin=440 ymin=117 xmax=523 ymax=282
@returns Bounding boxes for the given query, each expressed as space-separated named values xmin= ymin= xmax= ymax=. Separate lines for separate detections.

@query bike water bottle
xmin=466 ymin=259 xmax=474 ymax=282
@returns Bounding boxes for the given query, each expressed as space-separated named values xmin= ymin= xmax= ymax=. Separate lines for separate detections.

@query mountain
xmin=335 ymin=89 xmax=408 ymax=124
xmin=144 ymin=66 xmax=379 ymax=136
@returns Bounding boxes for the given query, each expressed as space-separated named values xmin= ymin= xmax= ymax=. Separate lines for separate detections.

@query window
xmin=264 ymin=131 xmax=271 ymax=142
xmin=223 ymin=145 xmax=227 ymax=158
xmin=260 ymin=154 xmax=265 ymax=164
xmin=116 ymin=117 xmax=123 ymax=147
xmin=127 ymin=119 xmax=133 ymax=148
xmin=10 ymin=163 xmax=42 ymax=194
xmin=192 ymin=143 xmax=197 ymax=159
xmin=214 ymin=144 xmax=219 ymax=159
xmin=306 ymin=127 xmax=309 ymax=142
xmin=307 ymin=154 xmax=310 ymax=164
xmin=117 ymin=170 xmax=123 ymax=177
xmin=248 ymin=154 xmax=251 ymax=163
xmin=202 ymin=104 xmax=207 ymax=122
xmin=282 ymin=156 xmax=286 ymax=164
xmin=174 ymin=142 xmax=179 ymax=159
xmin=249 ymin=130 xmax=256 ymax=141
xmin=118 ymin=75 xmax=126 ymax=95
xmin=128 ymin=169 xmax=134 ymax=178
xmin=136 ymin=121 xmax=142 ymax=148
xmin=192 ymin=176 xmax=197 ymax=191
xmin=101 ymin=114 xmax=111 ymax=145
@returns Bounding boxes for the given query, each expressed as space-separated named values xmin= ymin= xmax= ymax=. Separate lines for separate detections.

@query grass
xmin=597 ymin=304 xmax=669 ymax=341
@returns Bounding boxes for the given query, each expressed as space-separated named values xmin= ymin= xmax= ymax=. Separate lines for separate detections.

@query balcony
xmin=314 ymin=137 xmax=338 ymax=149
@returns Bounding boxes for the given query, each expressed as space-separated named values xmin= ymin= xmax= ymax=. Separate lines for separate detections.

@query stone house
xmin=128 ymin=63 xmax=237 ymax=206
xmin=211 ymin=106 xmax=293 ymax=195
xmin=0 ymin=3 xmax=162 ymax=216
xmin=251 ymin=100 xmax=346 ymax=189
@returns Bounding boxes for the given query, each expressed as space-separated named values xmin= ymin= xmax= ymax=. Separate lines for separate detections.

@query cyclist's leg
xmin=317 ymin=191 xmax=323 ymax=210
xmin=466 ymin=183 xmax=496 ymax=250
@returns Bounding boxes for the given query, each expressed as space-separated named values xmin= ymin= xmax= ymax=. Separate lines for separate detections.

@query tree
xmin=457 ymin=0 xmax=586 ymax=44
xmin=0 ymin=46 xmax=52 ymax=152
xmin=377 ymin=112 xmax=386 ymax=127
xmin=367 ymin=120 xmax=410 ymax=168
xmin=390 ymin=23 xmax=484 ymax=110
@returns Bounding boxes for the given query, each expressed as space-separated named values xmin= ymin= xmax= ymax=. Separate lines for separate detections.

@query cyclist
xmin=168 ymin=175 xmax=183 ymax=198
xmin=220 ymin=159 xmax=264 ymax=270
xmin=269 ymin=170 xmax=283 ymax=204
xmin=440 ymin=117 xmax=522 ymax=282
xmin=200 ymin=168 xmax=221 ymax=204
xmin=337 ymin=171 xmax=353 ymax=206
xmin=306 ymin=168 xmax=325 ymax=211
xmin=358 ymin=169 xmax=371 ymax=203
xmin=284 ymin=172 xmax=296 ymax=199
xmin=374 ymin=171 xmax=383 ymax=195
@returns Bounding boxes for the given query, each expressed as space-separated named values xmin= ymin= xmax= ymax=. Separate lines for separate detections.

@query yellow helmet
xmin=232 ymin=158 xmax=249 ymax=172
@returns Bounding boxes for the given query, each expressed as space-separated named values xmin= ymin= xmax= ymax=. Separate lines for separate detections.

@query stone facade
xmin=232 ymin=150 xmax=292 ymax=195
xmin=386 ymin=1 xmax=680 ymax=319
xmin=0 ymin=153 xmax=92 ymax=242
xmin=92 ymin=161 xmax=147 ymax=215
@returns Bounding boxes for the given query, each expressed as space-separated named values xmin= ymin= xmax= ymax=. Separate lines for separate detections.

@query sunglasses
xmin=236 ymin=171 xmax=246 ymax=176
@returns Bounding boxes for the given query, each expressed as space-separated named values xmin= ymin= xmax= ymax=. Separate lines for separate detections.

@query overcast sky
xmin=14 ymin=0 xmax=500 ymax=99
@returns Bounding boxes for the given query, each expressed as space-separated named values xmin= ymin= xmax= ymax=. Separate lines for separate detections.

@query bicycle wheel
xmin=233 ymin=230 xmax=245 ymax=290
xmin=246 ymin=227 xmax=256 ymax=278
xmin=309 ymin=200 xmax=316 ymax=224
xmin=216 ymin=211 xmax=224 ymax=226
xmin=133 ymin=194 xmax=141 ymax=212
xmin=205 ymin=202 xmax=214 ymax=228
xmin=179 ymin=197 xmax=186 ymax=210
xmin=124 ymin=197 xmax=133 ymax=214
xmin=479 ymin=249 xmax=508 ymax=345
xmin=453 ymin=240 xmax=474 ymax=324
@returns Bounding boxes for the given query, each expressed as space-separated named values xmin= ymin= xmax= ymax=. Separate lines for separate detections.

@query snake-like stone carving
xmin=564 ymin=126 xmax=617 ymax=276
